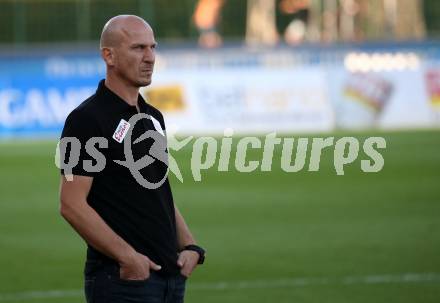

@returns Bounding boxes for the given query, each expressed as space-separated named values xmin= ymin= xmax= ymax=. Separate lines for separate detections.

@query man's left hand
xmin=177 ymin=250 xmax=199 ymax=278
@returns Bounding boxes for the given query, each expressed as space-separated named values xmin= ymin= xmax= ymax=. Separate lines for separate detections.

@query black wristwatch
xmin=182 ymin=244 xmax=206 ymax=264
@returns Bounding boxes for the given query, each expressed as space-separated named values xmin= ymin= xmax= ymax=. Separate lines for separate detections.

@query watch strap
xmin=182 ymin=244 xmax=205 ymax=264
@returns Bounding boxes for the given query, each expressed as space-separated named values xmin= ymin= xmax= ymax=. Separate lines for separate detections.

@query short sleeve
xmin=59 ymin=109 xmax=104 ymax=177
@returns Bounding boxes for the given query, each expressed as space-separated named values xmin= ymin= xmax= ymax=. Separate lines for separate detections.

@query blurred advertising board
xmin=142 ymin=67 xmax=334 ymax=134
xmin=0 ymin=44 xmax=439 ymax=138
xmin=327 ymin=68 xmax=434 ymax=130
xmin=425 ymin=68 xmax=440 ymax=124
xmin=0 ymin=55 xmax=102 ymax=137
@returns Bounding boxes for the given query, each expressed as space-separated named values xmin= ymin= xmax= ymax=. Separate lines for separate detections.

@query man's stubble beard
xmin=136 ymin=77 xmax=152 ymax=87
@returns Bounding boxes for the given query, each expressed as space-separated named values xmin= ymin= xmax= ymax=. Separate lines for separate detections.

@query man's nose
xmin=143 ymin=49 xmax=155 ymax=62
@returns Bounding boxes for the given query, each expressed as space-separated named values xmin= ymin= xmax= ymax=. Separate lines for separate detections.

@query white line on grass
xmin=0 ymin=272 xmax=439 ymax=301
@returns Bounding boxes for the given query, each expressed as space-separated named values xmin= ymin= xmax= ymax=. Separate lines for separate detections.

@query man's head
xmin=100 ymin=15 xmax=157 ymax=87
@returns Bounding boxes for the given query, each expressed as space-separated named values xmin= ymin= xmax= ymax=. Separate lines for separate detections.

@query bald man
xmin=59 ymin=15 xmax=205 ymax=303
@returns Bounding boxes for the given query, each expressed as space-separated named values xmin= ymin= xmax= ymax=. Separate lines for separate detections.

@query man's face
xmin=113 ymin=24 xmax=157 ymax=87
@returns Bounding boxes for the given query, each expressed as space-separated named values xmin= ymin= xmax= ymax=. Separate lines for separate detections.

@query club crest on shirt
xmin=112 ymin=119 xmax=130 ymax=143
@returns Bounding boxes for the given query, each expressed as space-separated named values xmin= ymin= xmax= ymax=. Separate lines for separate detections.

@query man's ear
xmin=101 ymin=48 xmax=115 ymax=66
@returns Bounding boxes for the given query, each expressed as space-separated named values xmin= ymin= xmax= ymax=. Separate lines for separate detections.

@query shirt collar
xmin=96 ymin=79 xmax=148 ymax=113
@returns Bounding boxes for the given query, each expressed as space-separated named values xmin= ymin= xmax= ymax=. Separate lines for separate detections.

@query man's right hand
xmin=59 ymin=175 xmax=162 ymax=282
xmin=119 ymin=251 xmax=162 ymax=281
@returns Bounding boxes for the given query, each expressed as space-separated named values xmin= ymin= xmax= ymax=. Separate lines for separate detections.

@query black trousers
xmin=84 ymin=259 xmax=186 ymax=303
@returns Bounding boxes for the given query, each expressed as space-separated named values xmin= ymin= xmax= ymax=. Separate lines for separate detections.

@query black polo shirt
xmin=60 ymin=79 xmax=179 ymax=276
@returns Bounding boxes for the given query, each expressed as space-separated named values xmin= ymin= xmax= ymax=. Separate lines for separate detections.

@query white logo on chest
xmin=112 ymin=119 xmax=131 ymax=143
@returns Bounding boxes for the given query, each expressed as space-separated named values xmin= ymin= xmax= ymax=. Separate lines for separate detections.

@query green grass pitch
xmin=0 ymin=130 xmax=439 ymax=303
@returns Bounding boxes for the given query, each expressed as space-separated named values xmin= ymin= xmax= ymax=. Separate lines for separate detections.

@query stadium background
xmin=0 ymin=0 xmax=439 ymax=302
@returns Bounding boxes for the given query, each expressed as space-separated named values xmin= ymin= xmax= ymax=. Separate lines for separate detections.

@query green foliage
xmin=425 ymin=0 xmax=440 ymax=37
xmin=0 ymin=0 xmax=247 ymax=44
xmin=1 ymin=0 xmax=440 ymax=44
